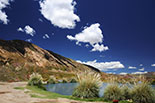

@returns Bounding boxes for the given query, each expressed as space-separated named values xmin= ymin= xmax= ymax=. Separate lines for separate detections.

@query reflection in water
xmin=45 ymin=83 xmax=155 ymax=97
xmin=46 ymin=83 xmax=78 ymax=95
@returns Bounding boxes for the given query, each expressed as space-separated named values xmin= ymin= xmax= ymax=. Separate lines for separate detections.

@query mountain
xmin=0 ymin=39 xmax=99 ymax=81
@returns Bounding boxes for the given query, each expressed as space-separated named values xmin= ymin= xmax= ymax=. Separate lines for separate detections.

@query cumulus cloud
xmin=39 ymin=0 xmax=80 ymax=29
xmin=91 ymin=43 xmax=108 ymax=52
xmin=120 ymin=72 xmax=128 ymax=75
xmin=17 ymin=25 xmax=35 ymax=36
xmin=77 ymin=60 xmax=124 ymax=71
xmin=67 ymin=23 xmax=109 ymax=52
xmin=139 ymin=68 xmax=144 ymax=71
xmin=131 ymin=71 xmax=147 ymax=75
xmin=128 ymin=66 xmax=136 ymax=69
xmin=0 ymin=0 xmax=13 ymax=24
xmin=43 ymin=34 xmax=50 ymax=39
xmin=151 ymin=64 xmax=155 ymax=67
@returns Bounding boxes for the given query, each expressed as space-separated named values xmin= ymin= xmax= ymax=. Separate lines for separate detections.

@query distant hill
xmin=0 ymin=39 xmax=100 ymax=81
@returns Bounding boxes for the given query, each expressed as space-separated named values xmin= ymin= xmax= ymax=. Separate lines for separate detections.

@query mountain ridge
xmin=0 ymin=39 xmax=99 ymax=81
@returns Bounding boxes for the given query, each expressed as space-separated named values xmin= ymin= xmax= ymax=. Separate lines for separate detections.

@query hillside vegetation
xmin=0 ymin=39 xmax=99 ymax=81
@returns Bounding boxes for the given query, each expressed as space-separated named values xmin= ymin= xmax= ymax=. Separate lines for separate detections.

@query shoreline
xmin=0 ymin=82 xmax=105 ymax=103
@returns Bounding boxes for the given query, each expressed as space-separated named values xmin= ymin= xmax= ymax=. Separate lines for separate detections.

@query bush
xmin=131 ymin=82 xmax=155 ymax=103
xmin=121 ymin=85 xmax=131 ymax=100
xmin=47 ymin=76 xmax=56 ymax=84
xmin=72 ymin=70 xmax=102 ymax=98
xmin=104 ymin=83 xmax=122 ymax=101
xmin=28 ymin=73 xmax=43 ymax=86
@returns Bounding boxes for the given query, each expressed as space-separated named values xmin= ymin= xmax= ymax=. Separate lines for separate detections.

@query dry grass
xmin=73 ymin=70 xmax=102 ymax=98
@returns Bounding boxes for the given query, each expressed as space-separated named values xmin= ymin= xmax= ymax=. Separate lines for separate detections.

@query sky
xmin=0 ymin=0 xmax=155 ymax=74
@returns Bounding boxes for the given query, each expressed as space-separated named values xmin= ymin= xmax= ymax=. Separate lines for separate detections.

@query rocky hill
xmin=0 ymin=39 xmax=99 ymax=81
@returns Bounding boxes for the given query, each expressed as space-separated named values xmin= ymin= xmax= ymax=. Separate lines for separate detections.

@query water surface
xmin=45 ymin=83 xmax=155 ymax=97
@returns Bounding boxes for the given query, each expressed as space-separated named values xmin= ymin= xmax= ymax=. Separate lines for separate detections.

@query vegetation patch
xmin=28 ymin=73 xmax=43 ymax=86
xmin=104 ymin=83 xmax=122 ymax=101
xmin=14 ymin=87 xmax=25 ymax=90
xmin=131 ymin=82 xmax=155 ymax=103
xmin=72 ymin=70 xmax=102 ymax=98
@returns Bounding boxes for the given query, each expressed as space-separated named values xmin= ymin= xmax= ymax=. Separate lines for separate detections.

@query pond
xmin=45 ymin=83 xmax=155 ymax=97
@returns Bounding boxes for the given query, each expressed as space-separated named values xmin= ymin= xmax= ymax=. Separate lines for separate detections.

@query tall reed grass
xmin=104 ymin=82 xmax=122 ymax=101
xmin=28 ymin=72 xmax=43 ymax=86
xmin=131 ymin=81 xmax=155 ymax=103
xmin=72 ymin=70 xmax=102 ymax=98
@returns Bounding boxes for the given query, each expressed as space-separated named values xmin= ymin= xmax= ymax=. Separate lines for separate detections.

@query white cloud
xmin=67 ymin=23 xmax=109 ymax=52
xmin=128 ymin=66 xmax=136 ymax=69
xmin=0 ymin=0 xmax=13 ymax=24
xmin=140 ymin=64 xmax=143 ymax=66
xmin=131 ymin=71 xmax=148 ymax=75
xmin=91 ymin=43 xmax=108 ymax=52
xmin=67 ymin=23 xmax=103 ymax=44
xmin=139 ymin=68 xmax=144 ymax=71
xmin=151 ymin=64 xmax=155 ymax=67
xmin=85 ymin=44 xmax=89 ymax=48
xmin=17 ymin=27 xmax=24 ymax=32
xmin=24 ymin=26 xmax=35 ymax=36
xmin=17 ymin=25 xmax=35 ymax=36
xmin=107 ymin=72 xmax=116 ymax=74
xmin=76 ymin=42 xmax=81 ymax=46
xmin=39 ymin=0 xmax=80 ymax=29
xmin=43 ymin=34 xmax=50 ymax=39
xmin=77 ymin=60 xmax=124 ymax=71
xmin=25 ymin=38 xmax=32 ymax=42
xmin=120 ymin=72 xmax=128 ymax=75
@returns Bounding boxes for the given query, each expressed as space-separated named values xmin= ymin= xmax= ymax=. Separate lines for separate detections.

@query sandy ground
xmin=0 ymin=82 xmax=105 ymax=103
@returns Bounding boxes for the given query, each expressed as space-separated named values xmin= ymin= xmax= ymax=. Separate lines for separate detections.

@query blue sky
xmin=0 ymin=0 xmax=155 ymax=74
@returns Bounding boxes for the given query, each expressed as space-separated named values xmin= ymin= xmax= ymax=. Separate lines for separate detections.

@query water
xmin=45 ymin=83 xmax=155 ymax=97
xmin=45 ymin=83 xmax=78 ymax=95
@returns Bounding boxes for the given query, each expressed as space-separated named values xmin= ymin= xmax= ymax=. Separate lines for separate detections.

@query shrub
xmin=121 ymin=85 xmax=131 ymax=100
xmin=131 ymin=82 xmax=155 ymax=103
xmin=72 ymin=70 xmax=102 ymax=98
xmin=28 ymin=73 xmax=43 ymax=86
xmin=47 ymin=76 xmax=56 ymax=84
xmin=104 ymin=83 xmax=122 ymax=101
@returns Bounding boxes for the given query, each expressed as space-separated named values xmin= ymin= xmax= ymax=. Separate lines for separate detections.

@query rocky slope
xmin=0 ymin=39 xmax=99 ymax=81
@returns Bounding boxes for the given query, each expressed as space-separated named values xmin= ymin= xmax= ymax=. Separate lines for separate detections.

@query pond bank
xmin=0 ymin=82 xmax=106 ymax=103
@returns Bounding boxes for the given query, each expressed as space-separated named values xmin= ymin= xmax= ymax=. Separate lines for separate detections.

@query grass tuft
xmin=131 ymin=81 xmax=155 ymax=103
xmin=104 ymin=82 xmax=122 ymax=101
xmin=72 ymin=70 xmax=102 ymax=98
xmin=28 ymin=73 xmax=43 ymax=86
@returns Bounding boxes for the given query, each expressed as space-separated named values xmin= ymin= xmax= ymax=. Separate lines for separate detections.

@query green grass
xmin=30 ymin=94 xmax=43 ymax=98
xmin=14 ymin=87 xmax=25 ymax=90
xmin=26 ymin=86 xmax=106 ymax=102
xmin=26 ymin=86 xmax=130 ymax=103
xmin=26 ymin=86 xmax=69 ymax=99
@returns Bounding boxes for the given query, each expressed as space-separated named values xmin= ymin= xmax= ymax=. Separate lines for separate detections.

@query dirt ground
xmin=0 ymin=82 xmax=105 ymax=103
